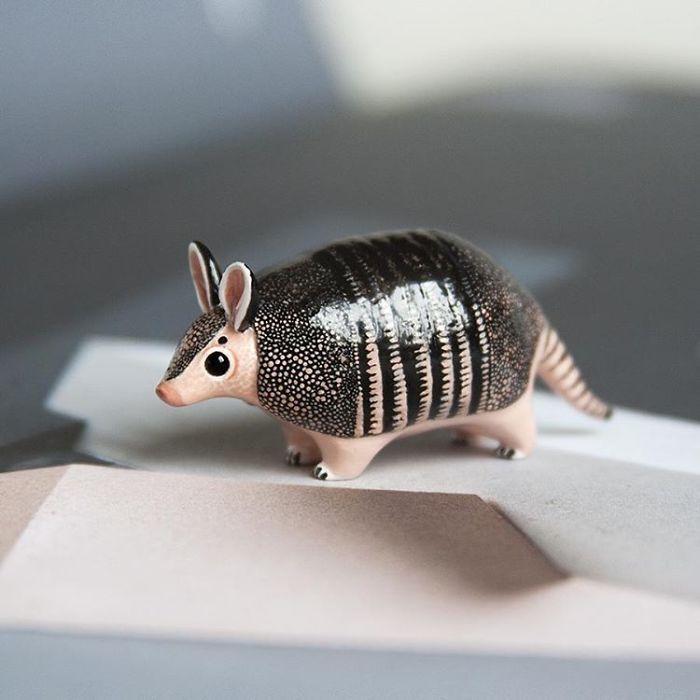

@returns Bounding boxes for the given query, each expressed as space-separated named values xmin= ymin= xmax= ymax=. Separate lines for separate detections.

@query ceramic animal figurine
xmin=156 ymin=230 xmax=612 ymax=480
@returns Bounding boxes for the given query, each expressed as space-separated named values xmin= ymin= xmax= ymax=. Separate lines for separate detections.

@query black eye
xmin=204 ymin=351 xmax=230 ymax=377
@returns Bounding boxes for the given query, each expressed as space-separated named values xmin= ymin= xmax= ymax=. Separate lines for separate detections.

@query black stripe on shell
xmin=337 ymin=239 xmax=396 ymax=433
xmin=361 ymin=237 xmax=408 ymax=432
xmin=356 ymin=319 xmax=373 ymax=435
xmin=407 ymin=232 xmax=459 ymax=419
xmin=312 ymin=246 xmax=375 ymax=435
xmin=431 ymin=233 xmax=484 ymax=414
xmin=367 ymin=235 xmax=422 ymax=426
xmin=385 ymin=232 xmax=441 ymax=421
xmin=447 ymin=329 xmax=464 ymax=418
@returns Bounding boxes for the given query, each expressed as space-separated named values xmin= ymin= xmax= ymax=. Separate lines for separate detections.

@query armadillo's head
xmin=156 ymin=242 xmax=260 ymax=408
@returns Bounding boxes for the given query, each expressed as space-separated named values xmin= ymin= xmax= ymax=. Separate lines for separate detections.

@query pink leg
xmin=485 ymin=398 xmax=536 ymax=460
xmin=310 ymin=433 xmax=389 ymax=481
xmin=455 ymin=391 xmax=537 ymax=460
xmin=451 ymin=427 xmax=488 ymax=447
xmin=491 ymin=418 xmax=536 ymax=460
xmin=279 ymin=422 xmax=322 ymax=467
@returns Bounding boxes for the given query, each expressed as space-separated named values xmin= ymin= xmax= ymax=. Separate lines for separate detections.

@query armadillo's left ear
xmin=219 ymin=262 xmax=259 ymax=332
xmin=189 ymin=241 xmax=222 ymax=312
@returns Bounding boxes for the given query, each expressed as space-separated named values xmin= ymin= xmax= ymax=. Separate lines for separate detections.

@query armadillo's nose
xmin=156 ymin=381 xmax=184 ymax=407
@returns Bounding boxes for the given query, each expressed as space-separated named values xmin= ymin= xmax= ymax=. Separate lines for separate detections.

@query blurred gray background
xmin=1 ymin=1 xmax=699 ymax=695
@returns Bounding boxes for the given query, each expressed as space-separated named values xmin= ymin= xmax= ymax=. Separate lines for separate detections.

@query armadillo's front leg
xmin=279 ymin=422 xmax=322 ymax=467
xmin=310 ymin=433 xmax=389 ymax=481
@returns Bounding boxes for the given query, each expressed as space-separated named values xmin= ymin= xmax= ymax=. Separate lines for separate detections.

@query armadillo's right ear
xmin=219 ymin=262 xmax=259 ymax=332
xmin=188 ymin=241 xmax=222 ymax=313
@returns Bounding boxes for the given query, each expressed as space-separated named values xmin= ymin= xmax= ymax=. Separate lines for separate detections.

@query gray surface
xmin=1 ymin=630 xmax=699 ymax=700
xmin=0 ymin=0 xmax=334 ymax=202
xmin=47 ymin=337 xmax=700 ymax=602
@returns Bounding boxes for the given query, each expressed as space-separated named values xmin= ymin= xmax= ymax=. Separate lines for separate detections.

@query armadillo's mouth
xmin=155 ymin=381 xmax=185 ymax=407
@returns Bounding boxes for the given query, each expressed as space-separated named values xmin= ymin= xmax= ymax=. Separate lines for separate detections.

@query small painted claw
xmin=313 ymin=464 xmax=329 ymax=480
xmin=312 ymin=462 xmax=351 ymax=481
xmin=285 ymin=445 xmax=320 ymax=467
xmin=285 ymin=447 xmax=302 ymax=466
xmin=496 ymin=446 xmax=526 ymax=460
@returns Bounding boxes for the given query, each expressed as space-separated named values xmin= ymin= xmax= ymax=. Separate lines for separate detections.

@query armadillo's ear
xmin=219 ymin=262 xmax=259 ymax=332
xmin=188 ymin=241 xmax=222 ymax=312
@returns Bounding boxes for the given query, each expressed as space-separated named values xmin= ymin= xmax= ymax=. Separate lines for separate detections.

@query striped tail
xmin=538 ymin=324 xmax=613 ymax=420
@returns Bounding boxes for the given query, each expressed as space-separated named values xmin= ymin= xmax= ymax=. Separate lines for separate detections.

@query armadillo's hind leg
xmin=311 ymin=433 xmax=389 ymax=481
xmin=460 ymin=388 xmax=537 ymax=461
xmin=451 ymin=427 xmax=491 ymax=449
xmin=279 ymin=422 xmax=322 ymax=467
xmin=491 ymin=409 xmax=537 ymax=461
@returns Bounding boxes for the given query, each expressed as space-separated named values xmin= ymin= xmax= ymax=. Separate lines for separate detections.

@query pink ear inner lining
xmin=221 ymin=263 xmax=252 ymax=331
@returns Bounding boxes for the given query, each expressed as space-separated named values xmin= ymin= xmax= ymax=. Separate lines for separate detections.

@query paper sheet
xmin=47 ymin=337 xmax=700 ymax=601
xmin=2 ymin=464 xmax=700 ymax=659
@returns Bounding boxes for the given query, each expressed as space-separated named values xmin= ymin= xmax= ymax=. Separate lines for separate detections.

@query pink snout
xmin=155 ymin=381 xmax=185 ymax=407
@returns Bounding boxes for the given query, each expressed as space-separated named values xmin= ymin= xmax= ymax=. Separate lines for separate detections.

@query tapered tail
xmin=537 ymin=324 xmax=613 ymax=420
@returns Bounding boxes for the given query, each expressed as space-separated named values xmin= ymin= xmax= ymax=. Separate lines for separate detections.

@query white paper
xmin=47 ymin=337 xmax=700 ymax=601
xmin=2 ymin=464 xmax=700 ymax=659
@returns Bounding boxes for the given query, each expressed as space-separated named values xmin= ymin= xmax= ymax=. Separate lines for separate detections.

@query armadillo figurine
xmin=156 ymin=230 xmax=612 ymax=480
